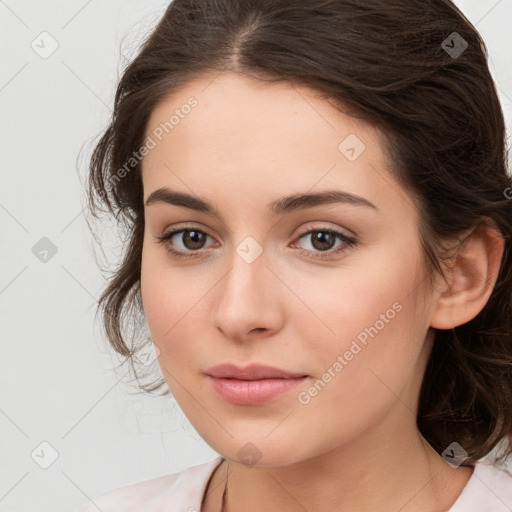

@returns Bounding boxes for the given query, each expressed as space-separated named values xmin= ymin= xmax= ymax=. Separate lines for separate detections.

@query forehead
xmin=141 ymin=71 xmax=408 ymax=217
xmin=144 ymin=70 xmax=375 ymax=159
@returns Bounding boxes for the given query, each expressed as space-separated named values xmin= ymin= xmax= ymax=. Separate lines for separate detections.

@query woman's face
xmin=140 ymin=71 xmax=439 ymax=466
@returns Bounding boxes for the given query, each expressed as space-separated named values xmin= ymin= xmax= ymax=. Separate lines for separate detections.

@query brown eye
xmin=155 ymin=228 xmax=216 ymax=259
xmin=308 ymin=231 xmax=337 ymax=251
xmin=176 ymin=230 xmax=208 ymax=250
xmin=294 ymin=227 xmax=357 ymax=260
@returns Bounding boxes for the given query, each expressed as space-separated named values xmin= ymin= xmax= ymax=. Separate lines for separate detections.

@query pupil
xmin=185 ymin=230 xmax=205 ymax=249
xmin=312 ymin=231 xmax=334 ymax=251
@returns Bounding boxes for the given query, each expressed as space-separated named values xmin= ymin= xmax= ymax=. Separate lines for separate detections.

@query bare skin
xmin=202 ymin=450 xmax=474 ymax=512
xmin=139 ymin=71 xmax=503 ymax=512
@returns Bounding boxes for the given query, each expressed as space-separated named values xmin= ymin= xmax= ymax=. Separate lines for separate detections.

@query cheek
xmin=293 ymin=248 xmax=421 ymax=352
xmin=140 ymin=247 xmax=217 ymax=371
xmin=140 ymin=247 xmax=183 ymax=346
xmin=141 ymin=274 xmax=189 ymax=343
xmin=296 ymin=245 xmax=428 ymax=402
xmin=291 ymin=289 xmax=426 ymax=457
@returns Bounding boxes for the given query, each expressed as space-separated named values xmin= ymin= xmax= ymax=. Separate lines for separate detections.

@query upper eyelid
xmin=161 ymin=222 xmax=355 ymax=245
xmin=162 ymin=221 xmax=351 ymax=235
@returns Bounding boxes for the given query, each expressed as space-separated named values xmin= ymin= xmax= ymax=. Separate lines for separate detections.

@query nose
xmin=212 ymin=244 xmax=284 ymax=342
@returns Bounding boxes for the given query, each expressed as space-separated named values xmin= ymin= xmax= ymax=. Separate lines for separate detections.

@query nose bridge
xmin=219 ymin=236 xmax=269 ymax=307
xmin=212 ymin=235 xmax=282 ymax=338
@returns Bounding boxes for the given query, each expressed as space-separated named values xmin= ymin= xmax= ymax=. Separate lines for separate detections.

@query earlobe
xmin=430 ymin=220 xmax=504 ymax=330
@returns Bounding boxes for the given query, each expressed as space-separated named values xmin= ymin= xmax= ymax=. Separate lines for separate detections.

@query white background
xmin=1 ymin=1 xmax=511 ymax=511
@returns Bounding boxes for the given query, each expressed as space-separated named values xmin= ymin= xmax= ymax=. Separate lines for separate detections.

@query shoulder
xmin=73 ymin=456 xmax=223 ymax=512
xmin=449 ymin=461 xmax=512 ymax=511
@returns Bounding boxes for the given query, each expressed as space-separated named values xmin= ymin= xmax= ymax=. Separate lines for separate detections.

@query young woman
xmin=77 ymin=0 xmax=512 ymax=510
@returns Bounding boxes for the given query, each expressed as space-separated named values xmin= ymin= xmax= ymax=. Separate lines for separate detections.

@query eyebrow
xmin=144 ymin=187 xmax=378 ymax=220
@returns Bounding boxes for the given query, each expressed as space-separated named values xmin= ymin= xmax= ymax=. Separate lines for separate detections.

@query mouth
xmin=205 ymin=363 xmax=309 ymax=405
xmin=205 ymin=363 xmax=309 ymax=380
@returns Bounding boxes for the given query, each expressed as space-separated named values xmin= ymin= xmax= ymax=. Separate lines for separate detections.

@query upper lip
xmin=205 ymin=363 xmax=308 ymax=380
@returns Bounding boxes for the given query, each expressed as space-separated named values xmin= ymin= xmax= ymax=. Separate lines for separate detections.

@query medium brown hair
xmin=86 ymin=0 xmax=512 ymax=466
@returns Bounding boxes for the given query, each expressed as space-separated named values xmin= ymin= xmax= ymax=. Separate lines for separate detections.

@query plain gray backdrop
xmin=1 ymin=1 xmax=511 ymax=511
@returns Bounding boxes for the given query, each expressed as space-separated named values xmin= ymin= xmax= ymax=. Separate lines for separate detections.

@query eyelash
xmin=154 ymin=225 xmax=357 ymax=261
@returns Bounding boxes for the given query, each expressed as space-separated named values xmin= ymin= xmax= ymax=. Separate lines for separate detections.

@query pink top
xmin=75 ymin=456 xmax=512 ymax=511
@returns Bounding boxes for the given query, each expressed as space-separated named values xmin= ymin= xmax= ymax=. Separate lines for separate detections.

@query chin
xmin=206 ymin=435 xmax=314 ymax=469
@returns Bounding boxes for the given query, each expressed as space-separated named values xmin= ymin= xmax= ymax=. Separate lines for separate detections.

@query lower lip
xmin=207 ymin=376 xmax=308 ymax=405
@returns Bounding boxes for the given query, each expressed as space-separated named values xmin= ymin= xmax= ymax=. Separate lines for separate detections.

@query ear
xmin=430 ymin=219 xmax=505 ymax=330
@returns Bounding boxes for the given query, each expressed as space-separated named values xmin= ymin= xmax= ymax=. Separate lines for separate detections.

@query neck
xmin=205 ymin=422 xmax=473 ymax=512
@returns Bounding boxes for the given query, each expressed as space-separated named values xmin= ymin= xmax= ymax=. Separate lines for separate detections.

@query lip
xmin=205 ymin=364 xmax=309 ymax=405
xmin=205 ymin=363 xmax=308 ymax=380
